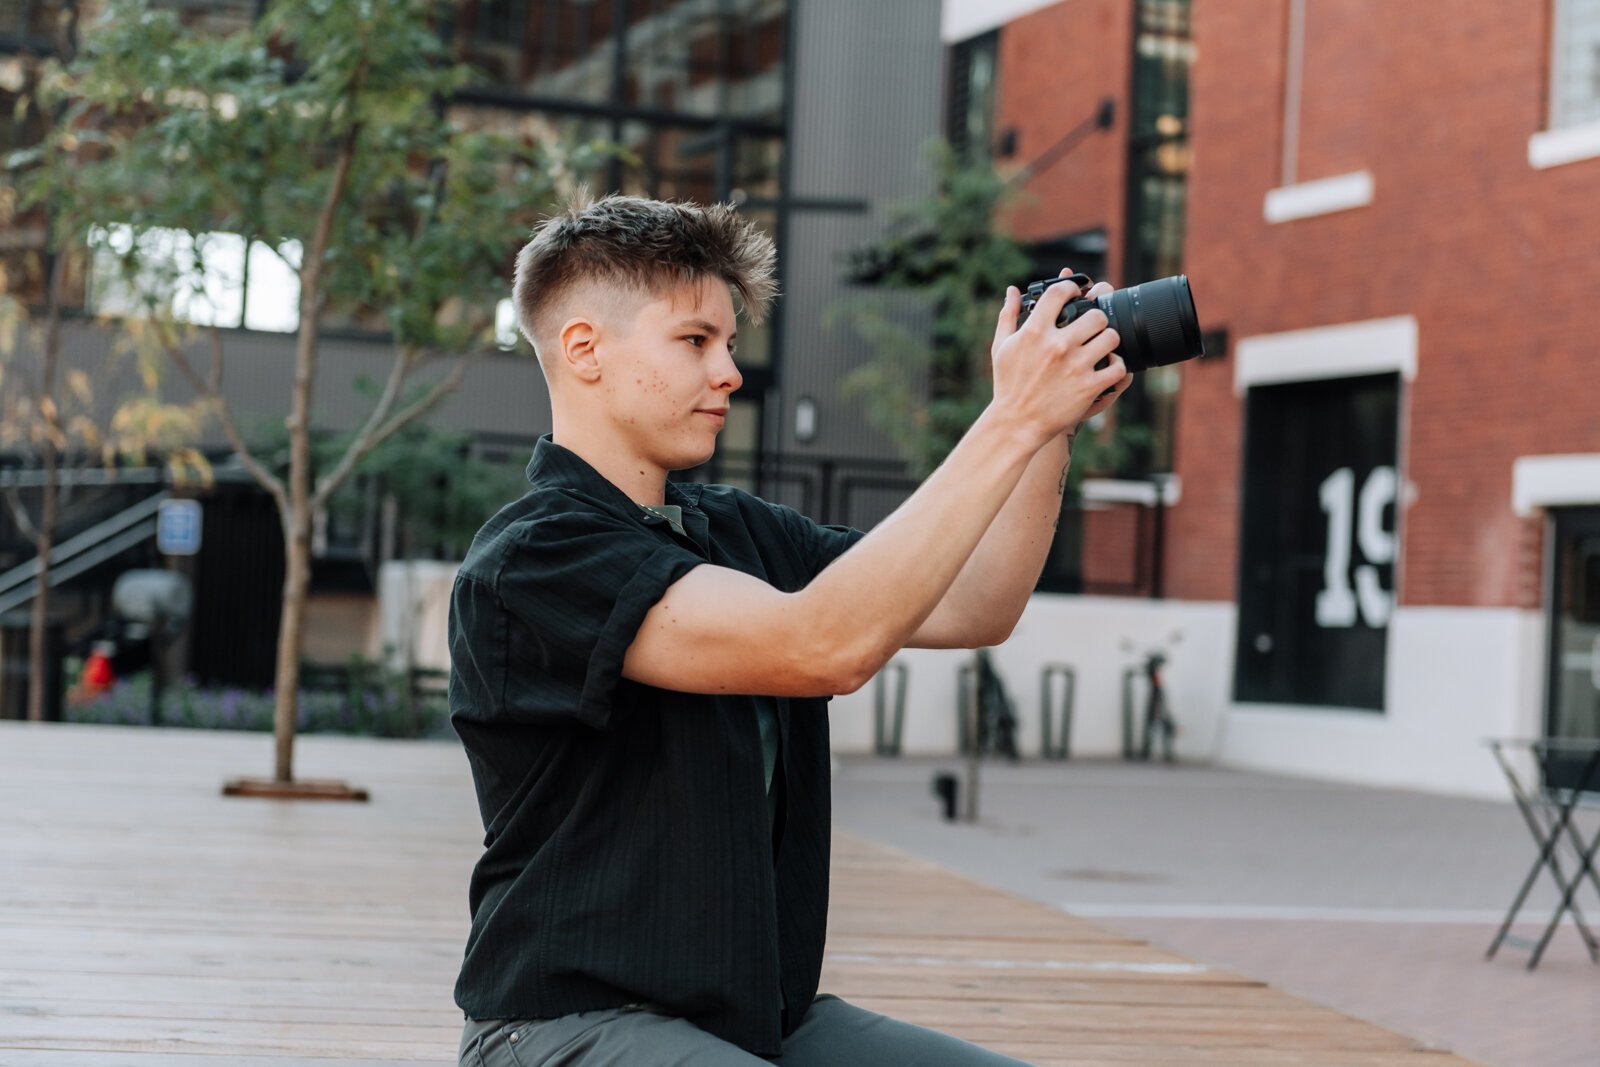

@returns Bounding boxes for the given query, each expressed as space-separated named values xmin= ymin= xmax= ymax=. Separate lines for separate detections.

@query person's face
xmin=598 ymin=275 xmax=742 ymax=473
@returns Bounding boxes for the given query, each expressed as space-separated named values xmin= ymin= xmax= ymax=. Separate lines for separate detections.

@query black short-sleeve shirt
xmin=449 ymin=436 xmax=864 ymax=1055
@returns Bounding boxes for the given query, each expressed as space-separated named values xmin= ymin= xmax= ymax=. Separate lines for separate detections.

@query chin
xmin=669 ymin=442 xmax=718 ymax=473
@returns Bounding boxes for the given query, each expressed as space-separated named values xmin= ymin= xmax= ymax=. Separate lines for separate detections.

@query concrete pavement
xmin=830 ymin=756 xmax=1599 ymax=1067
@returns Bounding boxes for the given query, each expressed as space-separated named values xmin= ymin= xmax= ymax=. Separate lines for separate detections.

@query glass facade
xmin=451 ymin=0 xmax=787 ymax=122
xmin=432 ymin=0 xmax=791 ymax=459
xmin=0 ymin=0 xmax=793 ymax=458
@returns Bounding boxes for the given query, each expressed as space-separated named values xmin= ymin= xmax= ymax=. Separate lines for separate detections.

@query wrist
xmin=975 ymin=404 xmax=1054 ymax=459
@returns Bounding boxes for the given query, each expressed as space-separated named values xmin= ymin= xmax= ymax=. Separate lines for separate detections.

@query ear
xmin=557 ymin=317 xmax=603 ymax=383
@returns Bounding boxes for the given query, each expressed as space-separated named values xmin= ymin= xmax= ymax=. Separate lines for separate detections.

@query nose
xmin=710 ymin=346 xmax=742 ymax=394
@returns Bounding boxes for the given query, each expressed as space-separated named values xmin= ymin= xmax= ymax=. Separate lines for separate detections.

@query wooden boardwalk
xmin=0 ymin=722 xmax=1480 ymax=1065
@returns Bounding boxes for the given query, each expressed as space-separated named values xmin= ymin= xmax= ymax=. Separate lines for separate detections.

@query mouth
xmin=696 ymin=409 xmax=728 ymax=426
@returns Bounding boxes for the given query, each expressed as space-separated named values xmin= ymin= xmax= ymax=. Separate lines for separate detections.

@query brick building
xmin=855 ymin=0 xmax=1599 ymax=796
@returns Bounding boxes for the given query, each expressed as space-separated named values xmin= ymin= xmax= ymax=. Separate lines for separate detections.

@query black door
xmin=1546 ymin=507 xmax=1600 ymax=791
xmin=1234 ymin=373 xmax=1400 ymax=710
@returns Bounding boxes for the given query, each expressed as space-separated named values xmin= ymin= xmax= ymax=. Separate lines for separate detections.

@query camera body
xmin=1018 ymin=272 xmax=1205 ymax=374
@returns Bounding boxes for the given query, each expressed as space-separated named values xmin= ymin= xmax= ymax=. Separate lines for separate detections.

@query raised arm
xmin=910 ymin=278 xmax=1131 ymax=649
xmin=621 ymin=278 xmax=1125 ymax=697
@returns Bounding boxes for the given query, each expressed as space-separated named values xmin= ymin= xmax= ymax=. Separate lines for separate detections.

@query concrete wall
xmin=373 ymin=560 xmax=458 ymax=673
xmin=831 ymin=595 xmax=1236 ymax=764
xmin=830 ymin=594 xmax=1540 ymax=800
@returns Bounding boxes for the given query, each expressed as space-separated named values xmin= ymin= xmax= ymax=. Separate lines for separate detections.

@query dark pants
xmin=459 ymin=994 xmax=1033 ymax=1066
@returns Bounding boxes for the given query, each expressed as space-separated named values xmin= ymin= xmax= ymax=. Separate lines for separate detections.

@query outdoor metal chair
xmin=1485 ymin=737 xmax=1600 ymax=970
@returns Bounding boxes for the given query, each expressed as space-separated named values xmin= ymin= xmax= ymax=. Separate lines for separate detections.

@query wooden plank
xmin=0 ymin=722 xmax=1482 ymax=1066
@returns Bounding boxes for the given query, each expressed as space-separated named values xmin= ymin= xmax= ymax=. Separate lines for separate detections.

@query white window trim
xmin=940 ymin=0 xmax=1059 ymax=42
xmin=1234 ymin=316 xmax=1418 ymax=395
xmin=1080 ymin=476 xmax=1181 ymax=507
xmin=1511 ymin=454 xmax=1600 ymax=516
xmin=1263 ymin=170 xmax=1374 ymax=223
xmin=1528 ymin=118 xmax=1600 ymax=169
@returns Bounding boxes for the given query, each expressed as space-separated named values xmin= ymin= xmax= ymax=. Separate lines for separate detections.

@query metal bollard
xmin=1039 ymin=663 xmax=1076 ymax=760
xmin=872 ymin=661 xmax=908 ymax=756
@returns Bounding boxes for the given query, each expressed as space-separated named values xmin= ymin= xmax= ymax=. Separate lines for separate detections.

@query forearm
xmin=794 ymin=407 xmax=1043 ymax=686
xmin=940 ymin=426 xmax=1076 ymax=640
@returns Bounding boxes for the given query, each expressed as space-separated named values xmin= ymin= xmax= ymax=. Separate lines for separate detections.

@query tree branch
xmin=312 ymin=352 xmax=476 ymax=509
xmin=308 ymin=344 xmax=413 ymax=506
xmin=160 ymin=325 xmax=290 ymax=517
xmin=2 ymin=486 xmax=41 ymax=547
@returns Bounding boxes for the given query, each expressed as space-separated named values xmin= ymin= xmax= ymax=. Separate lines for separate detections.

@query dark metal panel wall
xmin=776 ymin=0 xmax=943 ymax=468
xmin=50 ymin=320 xmax=553 ymax=456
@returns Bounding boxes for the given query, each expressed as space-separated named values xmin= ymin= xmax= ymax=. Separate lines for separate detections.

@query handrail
xmin=0 ymin=491 xmax=170 ymax=612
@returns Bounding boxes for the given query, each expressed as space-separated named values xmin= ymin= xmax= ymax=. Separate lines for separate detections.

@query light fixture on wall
xmin=794 ymin=396 xmax=818 ymax=444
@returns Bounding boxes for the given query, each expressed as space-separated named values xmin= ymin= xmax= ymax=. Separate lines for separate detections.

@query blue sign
xmin=157 ymin=499 xmax=203 ymax=556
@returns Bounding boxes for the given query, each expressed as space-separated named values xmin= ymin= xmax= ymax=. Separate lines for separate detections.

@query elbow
xmin=963 ymin=608 xmax=1020 ymax=650
xmin=833 ymin=649 xmax=882 ymax=696
xmin=809 ymin=641 xmax=880 ymax=696
xmin=795 ymin=618 xmax=888 ymax=696
xmin=978 ymin=614 xmax=1020 ymax=648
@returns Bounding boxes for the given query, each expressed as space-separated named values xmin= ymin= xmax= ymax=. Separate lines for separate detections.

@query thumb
xmin=992 ymin=286 xmax=1021 ymax=352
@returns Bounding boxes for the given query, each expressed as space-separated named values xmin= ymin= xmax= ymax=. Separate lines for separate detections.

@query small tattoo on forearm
xmin=1057 ymin=463 xmax=1070 ymax=496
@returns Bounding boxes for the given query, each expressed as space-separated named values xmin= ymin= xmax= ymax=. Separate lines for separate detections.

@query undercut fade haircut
xmin=512 ymin=191 xmax=778 ymax=353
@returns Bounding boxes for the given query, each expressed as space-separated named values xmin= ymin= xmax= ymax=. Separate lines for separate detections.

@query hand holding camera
xmin=1019 ymin=271 xmax=1204 ymax=373
xmin=989 ymin=271 xmax=1129 ymax=446
xmin=990 ymin=269 xmax=1206 ymax=447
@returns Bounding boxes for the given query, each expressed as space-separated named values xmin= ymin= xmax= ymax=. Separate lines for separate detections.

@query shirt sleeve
xmin=490 ymin=510 xmax=704 ymax=730
xmin=760 ymin=500 xmax=866 ymax=581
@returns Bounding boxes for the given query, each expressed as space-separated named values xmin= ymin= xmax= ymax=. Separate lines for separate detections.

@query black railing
xmin=681 ymin=449 xmax=920 ymax=529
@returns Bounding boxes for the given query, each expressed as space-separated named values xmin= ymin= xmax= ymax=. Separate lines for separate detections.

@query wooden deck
xmin=0 ymin=721 xmax=1479 ymax=1065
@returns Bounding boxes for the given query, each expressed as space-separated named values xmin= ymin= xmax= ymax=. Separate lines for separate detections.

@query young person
xmin=450 ymin=193 xmax=1129 ymax=1066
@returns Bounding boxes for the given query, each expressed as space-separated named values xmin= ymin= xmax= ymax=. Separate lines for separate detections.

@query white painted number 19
xmin=1315 ymin=465 xmax=1396 ymax=629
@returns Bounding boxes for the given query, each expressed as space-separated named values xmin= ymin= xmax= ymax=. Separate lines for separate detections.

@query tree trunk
xmin=26 ymin=462 xmax=56 ymax=723
xmin=272 ymin=508 xmax=312 ymax=781
xmin=27 ymin=250 xmax=67 ymax=723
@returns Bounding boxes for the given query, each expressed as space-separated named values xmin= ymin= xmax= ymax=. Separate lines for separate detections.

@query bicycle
xmin=1121 ymin=634 xmax=1180 ymax=763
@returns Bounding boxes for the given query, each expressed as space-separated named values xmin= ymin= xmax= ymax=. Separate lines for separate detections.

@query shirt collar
xmin=525 ymin=433 xmax=707 ymax=518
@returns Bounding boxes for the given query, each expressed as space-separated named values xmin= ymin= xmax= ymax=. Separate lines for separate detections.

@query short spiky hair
xmin=512 ymin=191 xmax=778 ymax=354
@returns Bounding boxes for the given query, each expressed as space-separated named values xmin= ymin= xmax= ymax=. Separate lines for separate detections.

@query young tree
xmin=15 ymin=0 xmax=593 ymax=787
xmin=837 ymin=141 xmax=1142 ymax=482
xmin=0 ymin=13 xmax=209 ymax=724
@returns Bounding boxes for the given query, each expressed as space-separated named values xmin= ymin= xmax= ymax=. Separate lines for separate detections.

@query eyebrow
xmin=674 ymin=318 xmax=736 ymax=340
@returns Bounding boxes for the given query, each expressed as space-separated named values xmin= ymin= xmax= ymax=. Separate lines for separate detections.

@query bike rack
xmin=955 ymin=662 xmax=977 ymax=755
xmin=1039 ymin=663 xmax=1076 ymax=760
xmin=1120 ymin=665 xmax=1141 ymax=760
xmin=872 ymin=660 xmax=908 ymax=756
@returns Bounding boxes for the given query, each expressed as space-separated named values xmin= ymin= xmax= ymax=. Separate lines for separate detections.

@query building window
xmin=87 ymin=224 xmax=301 ymax=333
xmin=947 ymin=30 xmax=998 ymax=162
xmin=1552 ymin=0 xmax=1600 ymax=129
xmin=1118 ymin=0 xmax=1193 ymax=476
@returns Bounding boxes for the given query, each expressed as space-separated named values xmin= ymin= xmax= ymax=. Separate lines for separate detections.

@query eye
xmin=684 ymin=335 xmax=705 ymax=348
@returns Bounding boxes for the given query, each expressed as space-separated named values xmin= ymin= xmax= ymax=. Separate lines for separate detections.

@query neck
xmin=549 ymin=416 xmax=669 ymax=506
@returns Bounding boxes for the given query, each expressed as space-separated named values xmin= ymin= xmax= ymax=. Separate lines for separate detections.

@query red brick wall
xmin=1173 ymin=0 xmax=1600 ymax=608
xmin=992 ymin=1 xmax=1148 ymax=593
xmin=1080 ymin=499 xmax=1149 ymax=593
xmin=993 ymin=0 xmax=1133 ymax=279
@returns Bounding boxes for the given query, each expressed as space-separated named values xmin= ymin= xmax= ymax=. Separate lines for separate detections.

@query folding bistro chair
xmin=1485 ymin=738 xmax=1600 ymax=970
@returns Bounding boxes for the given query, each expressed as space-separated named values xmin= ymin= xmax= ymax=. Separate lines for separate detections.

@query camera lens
xmin=1060 ymin=275 xmax=1204 ymax=374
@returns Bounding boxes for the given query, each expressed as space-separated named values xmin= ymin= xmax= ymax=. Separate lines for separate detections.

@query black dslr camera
xmin=1018 ymin=272 xmax=1204 ymax=374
